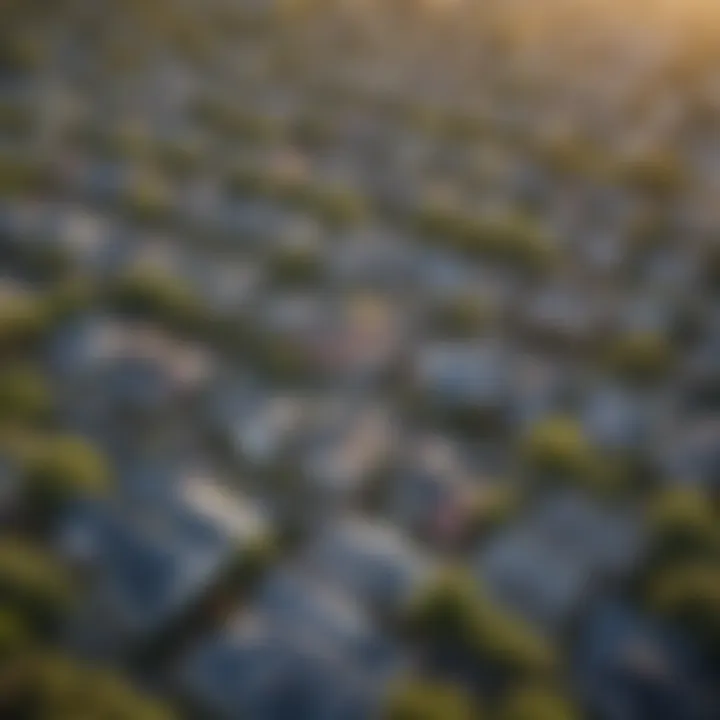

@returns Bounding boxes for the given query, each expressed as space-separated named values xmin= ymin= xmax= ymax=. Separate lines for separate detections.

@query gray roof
xmin=476 ymin=492 xmax=645 ymax=632
xmin=181 ymin=570 xmax=401 ymax=720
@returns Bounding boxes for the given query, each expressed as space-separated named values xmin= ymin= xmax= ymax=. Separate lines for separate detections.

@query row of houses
xmin=2 ymin=1 xmax=719 ymax=718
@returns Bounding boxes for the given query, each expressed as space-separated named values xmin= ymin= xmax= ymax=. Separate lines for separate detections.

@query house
xmin=35 ymin=204 xmax=114 ymax=275
xmin=207 ymin=380 xmax=308 ymax=469
xmin=573 ymin=601 xmax=718 ymax=720
xmin=388 ymin=434 xmax=475 ymax=541
xmin=299 ymin=401 xmax=395 ymax=497
xmin=300 ymin=516 xmax=434 ymax=615
xmin=681 ymin=332 xmax=720 ymax=413
xmin=614 ymin=293 xmax=676 ymax=337
xmin=116 ymin=234 xmax=189 ymax=280
xmin=190 ymin=256 xmax=263 ymax=315
xmin=0 ymin=199 xmax=49 ymax=261
xmin=179 ymin=570 xmax=401 ymax=720
xmin=79 ymin=160 xmax=135 ymax=204
xmin=255 ymin=290 xmax=401 ymax=383
xmin=414 ymin=248 xmax=478 ymax=295
xmin=519 ymin=284 xmax=606 ymax=350
xmin=47 ymin=315 xmax=215 ymax=457
xmin=218 ymin=199 xmax=303 ymax=249
xmin=313 ymin=295 xmax=404 ymax=383
xmin=641 ymin=246 xmax=701 ymax=294
xmin=475 ymin=492 xmax=645 ymax=633
xmin=327 ymin=228 xmax=418 ymax=291
xmin=413 ymin=340 xmax=514 ymax=425
xmin=658 ymin=417 xmax=720 ymax=489
xmin=259 ymin=291 xmax=326 ymax=342
xmin=180 ymin=620 xmax=377 ymax=720
xmin=510 ymin=352 xmax=578 ymax=429
xmin=57 ymin=474 xmax=269 ymax=657
xmin=0 ymin=200 xmax=35 ymax=242
xmin=49 ymin=315 xmax=214 ymax=402
xmin=582 ymin=385 xmax=652 ymax=455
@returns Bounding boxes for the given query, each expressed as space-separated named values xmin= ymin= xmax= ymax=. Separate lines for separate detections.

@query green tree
xmin=0 ymin=101 xmax=34 ymax=139
xmin=621 ymin=151 xmax=686 ymax=200
xmin=122 ymin=174 xmax=173 ymax=226
xmin=647 ymin=561 xmax=720 ymax=655
xmin=44 ymin=278 xmax=96 ymax=323
xmin=497 ymin=685 xmax=580 ymax=720
xmin=522 ymin=417 xmax=596 ymax=484
xmin=20 ymin=242 xmax=73 ymax=283
xmin=86 ymin=121 xmax=151 ymax=161
xmin=0 ymin=365 xmax=51 ymax=427
xmin=431 ymin=294 xmax=491 ymax=339
xmin=255 ymin=333 xmax=313 ymax=382
xmin=415 ymin=206 xmax=554 ymax=274
xmin=0 ymin=152 xmax=48 ymax=198
xmin=227 ymin=535 xmax=279 ymax=590
xmin=194 ymin=99 xmax=284 ymax=144
xmin=286 ymin=184 xmax=367 ymax=228
xmin=0 ymin=540 xmax=72 ymax=632
xmin=0 ymin=608 xmax=29 ymax=660
xmin=464 ymin=485 xmax=522 ymax=542
xmin=606 ymin=332 xmax=674 ymax=384
xmin=0 ymin=652 xmax=175 ymax=720
xmin=647 ymin=488 xmax=720 ymax=563
xmin=408 ymin=568 xmax=555 ymax=677
xmin=268 ymin=244 xmax=324 ymax=287
xmin=109 ymin=269 xmax=204 ymax=334
xmin=156 ymin=137 xmax=203 ymax=177
xmin=384 ymin=677 xmax=478 ymax=720
xmin=23 ymin=435 xmax=111 ymax=519
xmin=0 ymin=293 xmax=49 ymax=355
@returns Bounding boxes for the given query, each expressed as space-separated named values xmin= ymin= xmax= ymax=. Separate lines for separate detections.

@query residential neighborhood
xmin=0 ymin=1 xmax=719 ymax=719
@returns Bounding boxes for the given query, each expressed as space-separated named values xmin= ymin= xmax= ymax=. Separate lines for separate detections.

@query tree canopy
xmin=23 ymin=435 xmax=111 ymax=516
xmin=384 ymin=677 xmax=478 ymax=720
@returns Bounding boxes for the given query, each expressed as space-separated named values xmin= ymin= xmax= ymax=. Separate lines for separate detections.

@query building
xmin=573 ymin=601 xmax=718 ymax=720
xmin=476 ymin=491 xmax=645 ymax=633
